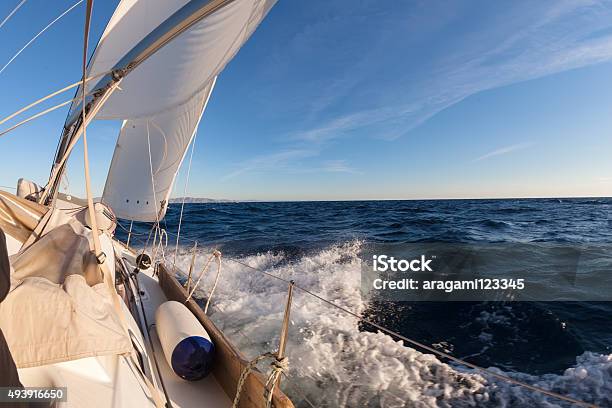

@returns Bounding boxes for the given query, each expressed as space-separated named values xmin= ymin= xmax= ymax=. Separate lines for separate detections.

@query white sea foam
xmin=172 ymin=241 xmax=612 ymax=407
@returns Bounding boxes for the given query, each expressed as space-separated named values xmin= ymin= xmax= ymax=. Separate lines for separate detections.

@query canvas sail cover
xmin=83 ymin=0 xmax=276 ymax=221
xmin=0 ymin=191 xmax=47 ymax=243
xmin=0 ymin=209 xmax=131 ymax=368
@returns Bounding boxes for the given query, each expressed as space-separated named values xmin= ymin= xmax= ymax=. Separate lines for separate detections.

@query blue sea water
xmin=118 ymin=198 xmax=612 ymax=407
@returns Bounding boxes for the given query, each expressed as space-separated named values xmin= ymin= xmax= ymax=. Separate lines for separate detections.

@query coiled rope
xmin=224 ymin=257 xmax=597 ymax=408
xmin=231 ymin=352 xmax=289 ymax=408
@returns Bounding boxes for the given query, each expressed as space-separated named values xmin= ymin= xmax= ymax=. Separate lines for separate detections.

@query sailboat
xmin=1 ymin=1 xmax=605 ymax=407
xmin=0 ymin=0 xmax=295 ymax=406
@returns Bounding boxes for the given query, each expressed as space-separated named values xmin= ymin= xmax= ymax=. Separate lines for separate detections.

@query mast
xmin=43 ymin=0 xmax=235 ymax=204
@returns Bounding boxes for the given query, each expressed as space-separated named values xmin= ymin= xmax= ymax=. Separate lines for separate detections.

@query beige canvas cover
xmin=0 ymin=214 xmax=131 ymax=368
xmin=0 ymin=190 xmax=47 ymax=244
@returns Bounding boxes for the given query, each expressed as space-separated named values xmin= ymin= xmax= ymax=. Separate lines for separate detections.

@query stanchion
xmin=275 ymin=280 xmax=294 ymax=389
xmin=185 ymin=241 xmax=198 ymax=292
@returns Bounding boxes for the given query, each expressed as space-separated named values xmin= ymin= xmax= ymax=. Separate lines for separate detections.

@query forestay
xmin=81 ymin=0 xmax=276 ymax=221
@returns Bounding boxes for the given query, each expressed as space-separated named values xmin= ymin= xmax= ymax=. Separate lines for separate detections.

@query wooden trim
xmin=157 ymin=263 xmax=294 ymax=408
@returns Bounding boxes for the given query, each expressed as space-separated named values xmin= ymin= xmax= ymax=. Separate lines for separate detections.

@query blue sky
xmin=1 ymin=0 xmax=612 ymax=200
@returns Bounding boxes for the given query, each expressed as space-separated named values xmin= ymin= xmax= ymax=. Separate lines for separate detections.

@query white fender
xmin=155 ymin=301 xmax=215 ymax=380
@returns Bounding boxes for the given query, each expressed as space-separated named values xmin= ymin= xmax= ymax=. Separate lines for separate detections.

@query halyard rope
xmin=80 ymin=0 xmax=102 ymax=262
xmin=224 ymin=257 xmax=597 ymax=408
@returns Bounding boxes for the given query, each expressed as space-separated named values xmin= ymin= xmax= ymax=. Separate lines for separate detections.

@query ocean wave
xmin=476 ymin=219 xmax=512 ymax=229
xmin=494 ymin=207 xmax=540 ymax=214
xmin=171 ymin=240 xmax=611 ymax=407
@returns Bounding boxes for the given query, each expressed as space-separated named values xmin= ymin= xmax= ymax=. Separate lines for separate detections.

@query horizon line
xmin=169 ymin=194 xmax=612 ymax=203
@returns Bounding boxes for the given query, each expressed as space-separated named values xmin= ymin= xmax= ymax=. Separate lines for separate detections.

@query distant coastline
xmin=168 ymin=197 xmax=238 ymax=203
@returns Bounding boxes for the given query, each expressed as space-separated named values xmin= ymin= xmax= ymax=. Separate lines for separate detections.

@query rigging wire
xmin=0 ymin=2 xmax=106 ymax=141
xmin=0 ymin=0 xmax=27 ymax=31
xmin=172 ymin=130 xmax=199 ymax=270
xmin=0 ymin=100 xmax=72 ymax=138
xmin=0 ymin=70 xmax=111 ymax=128
xmin=0 ymin=0 xmax=84 ymax=76
xmin=0 ymin=71 xmax=113 ymax=139
xmin=172 ymin=76 xmax=216 ymax=270
xmin=116 ymin=220 xmax=149 ymax=236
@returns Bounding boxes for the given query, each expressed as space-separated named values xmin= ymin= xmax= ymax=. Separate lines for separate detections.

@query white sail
xmin=102 ymin=79 xmax=215 ymax=222
xmin=86 ymin=0 xmax=276 ymax=221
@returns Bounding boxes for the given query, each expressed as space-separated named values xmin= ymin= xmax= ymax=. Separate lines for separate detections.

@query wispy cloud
xmin=320 ymin=160 xmax=361 ymax=174
xmin=474 ymin=142 xmax=534 ymax=162
xmin=222 ymin=151 xmax=361 ymax=180
xmin=221 ymin=149 xmax=317 ymax=180
xmin=290 ymin=107 xmax=406 ymax=143
xmin=265 ymin=1 xmax=612 ymax=145
xmin=222 ymin=1 xmax=612 ymax=187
